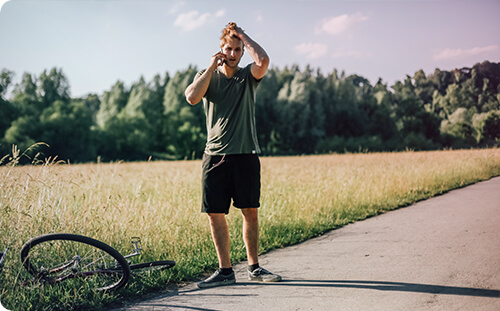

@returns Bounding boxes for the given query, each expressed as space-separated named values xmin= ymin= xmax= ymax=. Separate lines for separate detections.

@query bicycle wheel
xmin=20 ymin=233 xmax=130 ymax=291
xmin=130 ymin=260 xmax=176 ymax=273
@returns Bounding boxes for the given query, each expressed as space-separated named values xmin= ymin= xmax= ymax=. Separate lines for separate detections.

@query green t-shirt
xmin=196 ymin=64 xmax=261 ymax=155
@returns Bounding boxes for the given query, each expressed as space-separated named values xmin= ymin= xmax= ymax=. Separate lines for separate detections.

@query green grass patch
xmin=1 ymin=148 xmax=500 ymax=310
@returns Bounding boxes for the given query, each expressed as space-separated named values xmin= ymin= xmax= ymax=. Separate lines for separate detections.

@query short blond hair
xmin=220 ymin=22 xmax=244 ymax=49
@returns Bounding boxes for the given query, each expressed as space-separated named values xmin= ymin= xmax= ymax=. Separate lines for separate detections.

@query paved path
xmin=112 ymin=177 xmax=500 ymax=311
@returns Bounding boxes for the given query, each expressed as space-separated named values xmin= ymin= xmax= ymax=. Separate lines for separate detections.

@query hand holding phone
xmin=211 ymin=50 xmax=226 ymax=70
xmin=218 ymin=49 xmax=226 ymax=67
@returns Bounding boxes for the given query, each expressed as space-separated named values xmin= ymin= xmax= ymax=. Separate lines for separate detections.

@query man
xmin=185 ymin=22 xmax=281 ymax=288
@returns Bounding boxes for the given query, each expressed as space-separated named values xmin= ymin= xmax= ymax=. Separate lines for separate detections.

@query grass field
xmin=1 ymin=148 xmax=500 ymax=310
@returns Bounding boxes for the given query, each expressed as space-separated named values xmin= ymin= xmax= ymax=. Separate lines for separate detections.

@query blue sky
xmin=1 ymin=0 xmax=499 ymax=97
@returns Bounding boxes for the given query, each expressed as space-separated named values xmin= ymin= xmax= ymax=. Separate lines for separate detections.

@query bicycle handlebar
xmin=123 ymin=237 xmax=142 ymax=259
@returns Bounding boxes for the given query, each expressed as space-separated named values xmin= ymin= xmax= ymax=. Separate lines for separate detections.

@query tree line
xmin=0 ymin=61 xmax=499 ymax=163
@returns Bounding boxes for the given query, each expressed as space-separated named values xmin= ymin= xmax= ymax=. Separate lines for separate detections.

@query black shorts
xmin=201 ymin=153 xmax=261 ymax=214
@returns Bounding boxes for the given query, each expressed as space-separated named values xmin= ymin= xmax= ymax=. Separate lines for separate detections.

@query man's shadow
xmin=116 ymin=279 xmax=499 ymax=311
xmin=230 ymin=279 xmax=500 ymax=297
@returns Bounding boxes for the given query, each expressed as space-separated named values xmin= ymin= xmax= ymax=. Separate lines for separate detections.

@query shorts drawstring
xmin=208 ymin=154 xmax=226 ymax=172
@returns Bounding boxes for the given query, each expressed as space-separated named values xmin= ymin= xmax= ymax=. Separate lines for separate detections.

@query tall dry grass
xmin=1 ymin=148 xmax=499 ymax=310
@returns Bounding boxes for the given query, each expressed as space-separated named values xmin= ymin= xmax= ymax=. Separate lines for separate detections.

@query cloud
xmin=295 ymin=43 xmax=328 ymax=59
xmin=254 ymin=11 xmax=263 ymax=22
xmin=214 ymin=9 xmax=225 ymax=18
xmin=433 ymin=45 xmax=500 ymax=61
xmin=174 ymin=9 xmax=226 ymax=31
xmin=317 ymin=12 xmax=368 ymax=35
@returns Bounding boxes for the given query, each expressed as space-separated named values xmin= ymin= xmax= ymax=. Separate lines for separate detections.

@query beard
xmin=224 ymin=58 xmax=241 ymax=69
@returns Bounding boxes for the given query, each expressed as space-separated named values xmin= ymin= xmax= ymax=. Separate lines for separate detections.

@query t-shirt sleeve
xmin=246 ymin=64 xmax=261 ymax=89
xmin=194 ymin=69 xmax=206 ymax=81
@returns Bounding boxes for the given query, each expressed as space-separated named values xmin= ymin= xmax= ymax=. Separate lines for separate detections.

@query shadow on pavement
xmin=119 ymin=280 xmax=499 ymax=310
xmin=225 ymin=279 xmax=500 ymax=298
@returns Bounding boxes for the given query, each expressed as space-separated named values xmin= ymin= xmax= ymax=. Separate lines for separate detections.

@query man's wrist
xmin=238 ymin=32 xmax=251 ymax=46
xmin=237 ymin=29 xmax=246 ymax=38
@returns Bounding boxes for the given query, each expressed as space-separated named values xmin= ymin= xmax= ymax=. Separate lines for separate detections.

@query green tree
xmin=96 ymin=81 xmax=129 ymax=129
xmin=3 ymin=116 xmax=39 ymax=152
xmin=255 ymin=67 xmax=282 ymax=154
xmin=74 ymin=93 xmax=101 ymax=124
xmin=38 ymin=68 xmax=71 ymax=108
xmin=39 ymin=100 xmax=96 ymax=161
xmin=119 ymin=76 xmax=161 ymax=155
xmin=328 ymin=74 xmax=368 ymax=138
xmin=321 ymin=69 xmax=341 ymax=137
xmin=0 ymin=69 xmax=14 ymax=97
xmin=0 ymin=70 xmax=17 ymax=140
xmin=3 ymin=61 xmax=499 ymax=162
xmin=146 ymin=73 xmax=170 ymax=152
xmin=275 ymin=69 xmax=324 ymax=153
xmin=440 ymin=107 xmax=478 ymax=145
xmin=163 ymin=66 xmax=205 ymax=159
xmin=481 ymin=111 xmax=500 ymax=143
xmin=392 ymin=76 xmax=441 ymax=149
xmin=371 ymin=79 xmax=398 ymax=140
xmin=429 ymin=68 xmax=455 ymax=96
xmin=4 ymin=68 xmax=74 ymax=159
xmin=11 ymin=72 xmax=40 ymax=116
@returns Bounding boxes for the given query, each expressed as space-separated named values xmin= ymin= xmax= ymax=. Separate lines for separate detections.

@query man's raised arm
xmin=230 ymin=25 xmax=269 ymax=80
xmin=185 ymin=51 xmax=226 ymax=105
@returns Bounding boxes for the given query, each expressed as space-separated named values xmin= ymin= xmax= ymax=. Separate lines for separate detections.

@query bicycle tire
xmin=20 ymin=233 xmax=131 ymax=291
xmin=130 ymin=260 xmax=176 ymax=272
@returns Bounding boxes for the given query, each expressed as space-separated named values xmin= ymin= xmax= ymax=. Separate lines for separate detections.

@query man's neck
xmin=221 ymin=64 xmax=240 ymax=78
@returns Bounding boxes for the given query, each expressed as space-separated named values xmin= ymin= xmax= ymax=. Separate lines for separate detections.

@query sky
xmin=0 ymin=0 xmax=499 ymax=98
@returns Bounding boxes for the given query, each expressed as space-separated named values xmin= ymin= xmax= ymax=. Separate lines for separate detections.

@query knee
xmin=207 ymin=213 xmax=227 ymax=226
xmin=242 ymin=208 xmax=259 ymax=224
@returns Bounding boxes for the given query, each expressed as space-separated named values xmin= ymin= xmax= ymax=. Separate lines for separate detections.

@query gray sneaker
xmin=197 ymin=270 xmax=236 ymax=288
xmin=248 ymin=267 xmax=282 ymax=282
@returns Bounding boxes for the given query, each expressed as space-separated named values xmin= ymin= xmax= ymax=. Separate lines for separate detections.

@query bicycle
xmin=19 ymin=233 xmax=175 ymax=291
xmin=0 ymin=247 xmax=8 ymax=271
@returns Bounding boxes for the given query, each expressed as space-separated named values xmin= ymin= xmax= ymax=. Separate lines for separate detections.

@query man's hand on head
xmin=227 ymin=22 xmax=244 ymax=39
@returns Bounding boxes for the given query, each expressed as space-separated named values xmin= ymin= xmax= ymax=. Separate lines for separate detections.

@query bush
xmin=316 ymin=135 xmax=386 ymax=153
xmin=481 ymin=111 xmax=500 ymax=143
xmin=402 ymin=132 xmax=440 ymax=151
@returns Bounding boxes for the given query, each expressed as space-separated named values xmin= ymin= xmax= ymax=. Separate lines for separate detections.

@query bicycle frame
xmin=33 ymin=246 xmax=131 ymax=286
xmin=0 ymin=247 xmax=8 ymax=269
xmin=34 ymin=237 xmax=142 ymax=283
xmin=36 ymin=255 xmax=124 ymax=284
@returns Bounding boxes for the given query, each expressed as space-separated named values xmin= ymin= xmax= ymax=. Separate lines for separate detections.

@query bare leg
xmin=207 ymin=213 xmax=232 ymax=268
xmin=241 ymin=208 xmax=259 ymax=265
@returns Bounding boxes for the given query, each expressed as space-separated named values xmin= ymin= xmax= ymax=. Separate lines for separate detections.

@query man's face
xmin=221 ymin=38 xmax=244 ymax=68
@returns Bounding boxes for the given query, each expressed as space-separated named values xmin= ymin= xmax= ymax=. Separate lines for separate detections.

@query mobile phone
xmin=220 ymin=49 xmax=225 ymax=65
